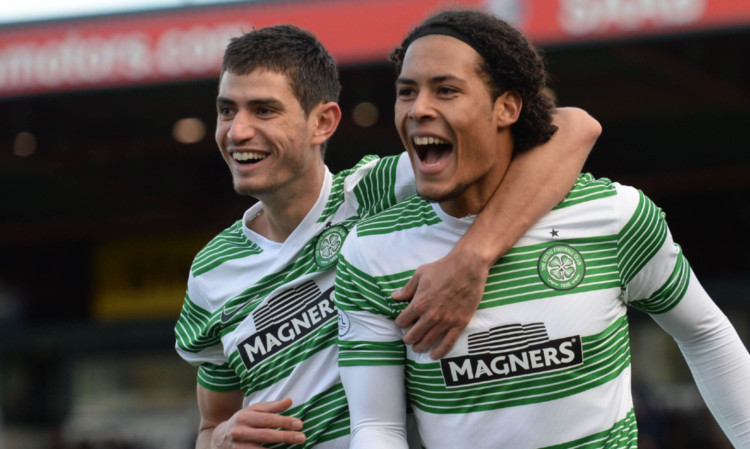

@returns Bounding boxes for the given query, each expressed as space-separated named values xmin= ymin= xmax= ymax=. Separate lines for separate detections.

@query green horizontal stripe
xmin=197 ymin=363 xmax=241 ymax=392
xmin=175 ymin=294 xmax=222 ymax=353
xmin=234 ymin=320 xmax=337 ymax=396
xmin=266 ymin=384 xmax=350 ymax=449
xmin=403 ymin=318 xmax=630 ymax=413
xmin=629 ymin=246 xmax=689 ymax=314
xmin=618 ymin=190 xmax=667 ymax=285
xmin=356 ymin=195 xmax=441 ymax=236
xmin=192 ymin=220 xmax=262 ymax=276
xmin=540 ymin=409 xmax=637 ymax=449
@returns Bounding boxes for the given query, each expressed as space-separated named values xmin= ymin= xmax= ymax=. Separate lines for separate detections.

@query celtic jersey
xmin=335 ymin=174 xmax=750 ymax=449
xmin=175 ymin=154 xmax=415 ymax=448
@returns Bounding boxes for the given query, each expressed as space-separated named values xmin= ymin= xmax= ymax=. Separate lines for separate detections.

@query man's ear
xmin=494 ymin=90 xmax=522 ymax=128
xmin=311 ymin=101 xmax=342 ymax=146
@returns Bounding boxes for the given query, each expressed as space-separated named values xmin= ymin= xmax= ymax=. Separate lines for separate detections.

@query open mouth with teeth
xmin=233 ymin=152 xmax=267 ymax=164
xmin=413 ymin=136 xmax=453 ymax=167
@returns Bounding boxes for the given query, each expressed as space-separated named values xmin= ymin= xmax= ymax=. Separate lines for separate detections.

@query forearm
xmin=196 ymin=411 xmax=234 ymax=449
xmin=455 ymin=107 xmax=601 ymax=266
xmin=340 ymin=364 xmax=409 ymax=449
xmin=682 ymin=320 xmax=750 ymax=448
xmin=196 ymin=386 xmax=241 ymax=449
xmin=196 ymin=428 xmax=216 ymax=449
xmin=651 ymin=274 xmax=750 ymax=448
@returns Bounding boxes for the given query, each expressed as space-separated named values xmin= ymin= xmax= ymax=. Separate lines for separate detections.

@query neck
xmin=248 ymin=164 xmax=326 ymax=243
xmin=441 ymin=143 xmax=513 ymax=218
xmin=439 ymin=174 xmax=505 ymax=218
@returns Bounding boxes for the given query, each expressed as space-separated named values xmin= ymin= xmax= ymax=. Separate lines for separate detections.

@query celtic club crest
xmin=537 ymin=244 xmax=586 ymax=290
xmin=313 ymin=224 xmax=348 ymax=269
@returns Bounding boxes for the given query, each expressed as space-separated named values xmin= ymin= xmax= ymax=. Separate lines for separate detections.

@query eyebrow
xmin=216 ymin=96 xmax=284 ymax=109
xmin=216 ymin=96 xmax=235 ymax=107
xmin=396 ymin=74 xmax=465 ymax=85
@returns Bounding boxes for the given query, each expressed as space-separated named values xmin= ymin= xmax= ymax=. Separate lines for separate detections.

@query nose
xmin=408 ymin=91 xmax=436 ymax=122
xmin=227 ymin=110 xmax=256 ymax=142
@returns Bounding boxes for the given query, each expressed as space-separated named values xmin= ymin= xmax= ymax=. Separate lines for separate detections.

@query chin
xmin=233 ymin=183 xmax=264 ymax=197
xmin=234 ymin=188 xmax=255 ymax=197
xmin=416 ymin=184 xmax=462 ymax=204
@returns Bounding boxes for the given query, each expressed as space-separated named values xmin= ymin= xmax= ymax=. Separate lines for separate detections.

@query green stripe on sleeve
xmin=628 ymin=245 xmax=690 ymax=314
xmin=617 ymin=190 xmax=667 ymax=285
xmin=197 ymin=363 xmax=241 ymax=391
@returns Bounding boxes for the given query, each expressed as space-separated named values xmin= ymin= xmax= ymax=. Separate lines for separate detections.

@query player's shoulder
xmin=555 ymin=173 xmax=644 ymax=210
xmin=197 ymin=219 xmax=245 ymax=255
xmin=190 ymin=219 xmax=260 ymax=277
xmin=330 ymin=154 xmax=402 ymax=195
xmin=553 ymin=173 xmax=616 ymax=210
xmin=332 ymin=154 xmax=402 ymax=181
xmin=540 ymin=173 xmax=660 ymax=238
xmin=352 ymin=194 xmax=437 ymax=238
xmin=332 ymin=154 xmax=381 ymax=180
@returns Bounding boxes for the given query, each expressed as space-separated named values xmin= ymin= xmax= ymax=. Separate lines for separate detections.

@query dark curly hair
xmin=390 ymin=9 xmax=557 ymax=153
xmin=222 ymin=24 xmax=341 ymax=116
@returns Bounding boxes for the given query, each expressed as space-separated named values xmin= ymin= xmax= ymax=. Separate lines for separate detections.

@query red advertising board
xmin=1 ymin=0 xmax=748 ymax=97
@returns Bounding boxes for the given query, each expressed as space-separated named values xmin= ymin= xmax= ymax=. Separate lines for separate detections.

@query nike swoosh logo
xmin=220 ymin=296 xmax=259 ymax=324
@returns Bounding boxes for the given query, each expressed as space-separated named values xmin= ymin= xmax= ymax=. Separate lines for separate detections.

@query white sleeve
xmin=650 ymin=271 xmax=750 ymax=448
xmin=175 ymin=272 xmax=228 ymax=367
xmin=339 ymin=364 xmax=409 ymax=449
xmin=335 ymin=230 xmax=412 ymax=448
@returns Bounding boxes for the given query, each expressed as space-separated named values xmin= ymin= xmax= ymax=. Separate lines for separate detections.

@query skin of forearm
xmin=196 ymin=418 xmax=230 ymax=449
xmin=196 ymin=428 xmax=214 ymax=449
xmin=195 ymin=386 xmax=242 ymax=449
xmin=453 ymin=107 xmax=601 ymax=267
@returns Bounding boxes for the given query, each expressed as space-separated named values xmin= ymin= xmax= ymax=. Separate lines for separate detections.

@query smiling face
xmin=215 ymin=69 xmax=328 ymax=201
xmin=394 ymin=34 xmax=518 ymax=217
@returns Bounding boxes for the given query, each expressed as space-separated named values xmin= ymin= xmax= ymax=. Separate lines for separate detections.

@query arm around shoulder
xmin=392 ymin=106 xmax=601 ymax=358
xmin=549 ymin=107 xmax=602 ymax=166
xmin=467 ymin=106 xmax=602 ymax=265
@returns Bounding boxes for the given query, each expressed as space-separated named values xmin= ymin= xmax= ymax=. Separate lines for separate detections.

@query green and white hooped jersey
xmin=175 ymin=154 xmax=414 ymax=449
xmin=335 ymin=174 xmax=690 ymax=449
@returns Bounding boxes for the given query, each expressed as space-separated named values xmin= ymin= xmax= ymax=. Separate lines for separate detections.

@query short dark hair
xmin=222 ymin=24 xmax=341 ymax=116
xmin=390 ymin=9 xmax=557 ymax=153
